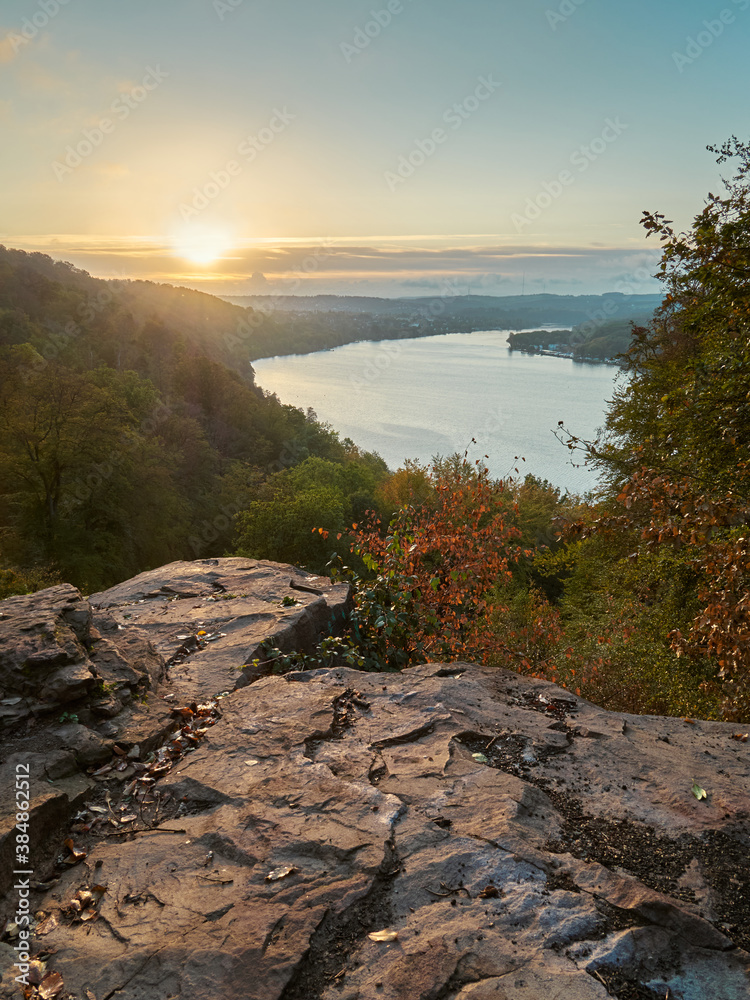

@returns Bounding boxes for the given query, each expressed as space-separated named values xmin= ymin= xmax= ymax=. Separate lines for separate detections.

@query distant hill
xmin=222 ymin=291 xmax=662 ymax=360
xmin=508 ymin=316 xmax=655 ymax=361
xmin=0 ymin=245 xmax=389 ymax=591
xmin=225 ymin=290 xmax=661 ymax=324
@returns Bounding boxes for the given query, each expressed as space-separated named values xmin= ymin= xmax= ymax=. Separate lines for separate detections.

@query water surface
xmin=253 ymin=331 xmax=621 ymax=493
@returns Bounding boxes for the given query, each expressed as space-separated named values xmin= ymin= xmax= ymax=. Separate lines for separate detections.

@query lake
xmin=253 ymin=331 xmax=623 ymax=494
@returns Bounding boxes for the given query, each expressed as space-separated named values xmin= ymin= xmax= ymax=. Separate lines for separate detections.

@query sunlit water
xmin=253 ymin=331 xmax=623 ymax=494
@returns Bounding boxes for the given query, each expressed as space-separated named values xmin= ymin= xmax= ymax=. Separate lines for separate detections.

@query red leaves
xmin=349 ymin=461 xmax=524 ymax=664
xmin=62 ymin=839 xmax=86 ymax=865
xmin=63 ymin=884 xmax=107 ymax=923
xmin=37 ymin=973 xmax=64 ymax=999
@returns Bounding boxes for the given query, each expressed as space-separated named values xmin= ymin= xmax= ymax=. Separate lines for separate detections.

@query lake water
xmin=253 ymin=331 xmax=622 ymax=494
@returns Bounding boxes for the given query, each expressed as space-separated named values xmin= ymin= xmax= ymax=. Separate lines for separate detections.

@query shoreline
xmin=251 ymin=329 xmax=622 ymax=367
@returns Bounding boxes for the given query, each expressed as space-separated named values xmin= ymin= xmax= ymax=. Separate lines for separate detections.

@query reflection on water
xmin=253 ymin=331 xmax=622 ymax=494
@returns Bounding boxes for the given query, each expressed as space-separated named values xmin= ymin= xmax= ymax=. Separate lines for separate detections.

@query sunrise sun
xmin=171 ymin=224 xmax=233 ymax=266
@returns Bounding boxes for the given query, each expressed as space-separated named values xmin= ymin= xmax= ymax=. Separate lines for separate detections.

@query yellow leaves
xmin=368 ymin=929 xmax=399 ymax=942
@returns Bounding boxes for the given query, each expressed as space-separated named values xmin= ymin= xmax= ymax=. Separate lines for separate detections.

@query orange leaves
xmin=349 ymin=459 xmax=522 ymax=665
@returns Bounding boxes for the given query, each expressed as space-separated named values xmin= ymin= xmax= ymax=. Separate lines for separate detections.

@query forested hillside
xmin=0 ymin=246 xmax=391 ymax=592
xmin=226 ymin=291 xmax=661 ymax=361
xmin=507 ymin=316 xmax=655 ymax=360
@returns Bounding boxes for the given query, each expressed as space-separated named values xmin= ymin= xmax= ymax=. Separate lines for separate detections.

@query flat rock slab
xmin=89 ymin=558 xmax=352 ymax=699
xmin=20 ymin=663 xmax=750 ymax=1000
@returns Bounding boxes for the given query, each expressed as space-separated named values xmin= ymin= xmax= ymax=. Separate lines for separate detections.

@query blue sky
xmin=1 ymin=0 xmax=749 ymax=295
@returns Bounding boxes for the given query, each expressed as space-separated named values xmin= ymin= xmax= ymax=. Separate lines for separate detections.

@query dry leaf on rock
xmin=368 ymin=929 xmax=398 ymax=942
xmin=265 ymin=865 xmax=296 ymax=882
xmin=63 ymin=839 xmax=86 ymax=864
xmin=27 ymin=960 xmax=46 ymax=984
xmin=35 ymin=913 xmax=59 ymax=936
xmin=691 ymin=781 xmax=708 ymax=800
xmin=38 ymin=972 xmax=64 ymax=998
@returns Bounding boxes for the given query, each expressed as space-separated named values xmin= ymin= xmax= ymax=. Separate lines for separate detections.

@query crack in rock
xmin=278 ymin=835 xmax=403 ymax=1000
xmin=303 ymin=687 xmax=371 ymax=760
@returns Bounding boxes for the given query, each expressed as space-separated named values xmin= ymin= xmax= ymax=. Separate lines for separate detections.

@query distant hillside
xmin=224 ymin=291 xmax=662 ymax=351
xmin=508 ymin=316 xmax=654 ymax=361
xmin=220 ymin=291 xmax=661 ymax=361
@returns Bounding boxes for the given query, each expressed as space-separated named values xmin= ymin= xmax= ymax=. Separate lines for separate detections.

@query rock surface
xmin=89 ymin=557 xmax=353 ymax=698
xmin=4 ymin=656 xmax=748 ymax=1000
xmin=0 ymin=559 xmax=352 ymax=954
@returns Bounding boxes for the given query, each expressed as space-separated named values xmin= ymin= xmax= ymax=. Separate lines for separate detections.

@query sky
xmin=1 ymin=0 xmax=749 ymax=297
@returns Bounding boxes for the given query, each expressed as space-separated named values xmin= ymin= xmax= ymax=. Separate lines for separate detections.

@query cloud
xmin=4 ymin=235 xmax=663 ymax=298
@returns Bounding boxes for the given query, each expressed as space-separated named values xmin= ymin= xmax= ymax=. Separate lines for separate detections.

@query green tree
xmin=566 ymin=137 xmax=750 ymax=718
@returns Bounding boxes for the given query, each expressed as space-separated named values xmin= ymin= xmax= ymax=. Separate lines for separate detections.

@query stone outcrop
xmin=0 ymin=559 xmax=352 ymax=946
xmin=89 ymin=557 xmax=353 ymax=698
xmin=1 ymin=562 xmax=749 ymax=1000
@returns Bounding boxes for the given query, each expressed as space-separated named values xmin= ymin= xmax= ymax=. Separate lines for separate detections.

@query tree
xmin=570 ymin=138 xmax=750 ymax=718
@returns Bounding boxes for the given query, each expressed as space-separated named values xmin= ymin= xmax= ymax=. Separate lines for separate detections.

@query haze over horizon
xmin=2 ymin=0 xmax=749 ymax=297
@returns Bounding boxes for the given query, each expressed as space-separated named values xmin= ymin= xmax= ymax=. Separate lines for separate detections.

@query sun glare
xmin=171 ymin=225 xmax=233 ymax=266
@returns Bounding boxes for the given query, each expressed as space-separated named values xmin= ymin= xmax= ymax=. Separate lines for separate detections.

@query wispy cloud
xmin=5 ymin=234 xmax=661 ymax=298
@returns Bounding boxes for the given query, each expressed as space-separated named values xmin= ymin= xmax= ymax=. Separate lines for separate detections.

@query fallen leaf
xmin=471 ymin=753 xmax=489 ymax=764
xmin=63 ymin=839 xmax=86 ymax=864
xmin=368 ymin=929 xmax=399 ymax=942
xmin=38 ymin=971 xmax=64 ymax=998
xmin=691 ymin=781 xmax=708 ymax=801
xmin=732 ymin=733 xmax=748 ymax=742
xmin=265 ymin=865 xmax=296 ymax=882
xmin=27 ymin=959 xmax=46 ymax=984
xmin=477 ymin=883 xmax=501 ymax=899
